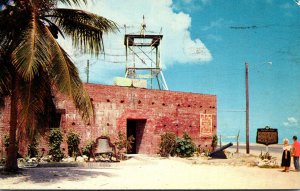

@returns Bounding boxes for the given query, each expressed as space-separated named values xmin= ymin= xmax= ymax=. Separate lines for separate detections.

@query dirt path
xmin=1 ymin=154 xmax=299 ymax=189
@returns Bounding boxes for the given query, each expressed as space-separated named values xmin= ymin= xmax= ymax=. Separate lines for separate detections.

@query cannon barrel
xmin=209 ymin=142 xmax=233 ymax=157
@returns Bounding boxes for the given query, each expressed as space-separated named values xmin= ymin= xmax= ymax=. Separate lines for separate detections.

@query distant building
xmin=0 ymin=83 xmax=217 ymax=157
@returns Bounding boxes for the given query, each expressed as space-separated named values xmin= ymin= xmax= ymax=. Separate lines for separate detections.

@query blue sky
xmin=58 ymin=0 xmax=300 ymax=144
xmin=170 ymin=0 xmax=300 ymax=143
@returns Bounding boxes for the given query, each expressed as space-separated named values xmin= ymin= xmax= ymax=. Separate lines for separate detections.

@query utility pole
xmin=86 ymin=60 xmax=89 ymax=83
xmin=245 ymin=63 xmax=250 ymax=154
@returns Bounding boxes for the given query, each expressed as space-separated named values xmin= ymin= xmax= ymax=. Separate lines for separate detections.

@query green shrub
xmin=175 ymin=132 xmax=196 ymax=157
xmin=126 ymin=135 xmax=135 ymax=153
xmin=82 ymin=140 xmax=95 ymax=157
xmin=114 ymin=132 xmax=135 ymax=157
xmin=114 ymin=132 xmax=126 ymax=152
xmin=48 ymin=129 xmax=64 ymax=162
xmin=27 ymin=137 xmax=39 ymax=158
xmin=159 ymin=132 xmax=177 ymax=157
xmin=211 ymin=134 xmax=218 ymax=151
xmin=0 ymin=158 xmax=5 ymax=166
xmin=3 ymin=134 xmax=22 ymax=158
xmin=4 ymin=135 xmax=9 ymax=148
xmin=67 ymin=130 xmax=81 ymax=157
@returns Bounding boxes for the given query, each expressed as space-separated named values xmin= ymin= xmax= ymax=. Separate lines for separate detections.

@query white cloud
xmin=58 ymin=0 xmax=212 ymax=84
xmin=283 ymin=117 xmax=298 ymax=127
xmin=172 ymin=0 xmax=211 ymax=13
xmin=201 ymin=18 xmax=224 ymax=31
xmin=206 ymin=34 xmax=222 ymax=42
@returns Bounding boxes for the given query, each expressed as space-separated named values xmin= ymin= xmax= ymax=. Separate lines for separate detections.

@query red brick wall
xmin=0 ymin=98 xmax=10 ymax=158
xmin=0 ymin=83 xmax=217 ymax=157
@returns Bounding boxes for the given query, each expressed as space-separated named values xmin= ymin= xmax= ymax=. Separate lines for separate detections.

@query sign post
xmin=245 ymin=63 xmax=249 ymax=154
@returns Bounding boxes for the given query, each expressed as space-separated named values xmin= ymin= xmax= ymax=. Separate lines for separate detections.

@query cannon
xmin=208 ymin=142 xmax=233 ymax=159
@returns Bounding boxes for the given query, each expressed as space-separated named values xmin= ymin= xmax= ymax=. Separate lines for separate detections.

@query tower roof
xmin=124 ymin=34 xmax=163 ymax=47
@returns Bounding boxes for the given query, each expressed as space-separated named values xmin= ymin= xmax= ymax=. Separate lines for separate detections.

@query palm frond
xmin=55 ymin=47 xmax=93 ymax=122
xmin=50 ymin=8 xmax=118 ymax=56
xmin=40 ymin=17 xmax=65 ymax=39
xmin=18 ymin=73 xmax=51 ymax=139
xmin=42 ymin=24 xmax=74 ymax=96
xmin=69 ymin=77 xmax=94 ymax=123
xmin=0 ymin=61 xmax=9 ymax=109
xmin=0 ymin=95 xmax=4 ymax=108
xmin=0 ymin=6 xmax=23 ymax=51
xmin=11 ymin=12 xmax=52 ymax=81
xmin=0 ymin=57 xmax=11 ymax=97
xmin=42 ymin=25 xmax=93 ymax=122
xmin=58 ymin=0 xmax=87 ymax=6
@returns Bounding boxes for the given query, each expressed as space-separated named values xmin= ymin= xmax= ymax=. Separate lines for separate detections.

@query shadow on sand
xmin=0 ymin=166 xmax=116 ymax=184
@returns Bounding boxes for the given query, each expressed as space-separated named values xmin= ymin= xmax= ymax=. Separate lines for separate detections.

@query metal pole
xmin=246 ymin=63 xmax=250 ymax=154
xmin=237 ymin=130 xmax=240 ymax=153
xmin=125 ymin=35 xmax=128 ymax=77
xmin=160 ymin=71 xmax=169 ymax=90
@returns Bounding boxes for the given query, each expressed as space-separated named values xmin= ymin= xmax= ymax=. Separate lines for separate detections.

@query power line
xmin=219 ymin=110 xmax=246 ymax=112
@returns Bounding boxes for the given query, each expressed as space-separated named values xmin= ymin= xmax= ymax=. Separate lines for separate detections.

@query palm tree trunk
xmin=5 ymin=71 xmax=19 ymax=172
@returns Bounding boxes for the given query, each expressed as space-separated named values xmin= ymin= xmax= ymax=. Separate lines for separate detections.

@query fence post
xmin=236 ymin=136 xmax=239 ymax=153
xmin=236 ymin=130 xmax=240 ymax=153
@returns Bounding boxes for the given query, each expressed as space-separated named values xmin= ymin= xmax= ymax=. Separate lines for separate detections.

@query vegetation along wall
xmin=0 ymin=83 xmax=217 ymax=157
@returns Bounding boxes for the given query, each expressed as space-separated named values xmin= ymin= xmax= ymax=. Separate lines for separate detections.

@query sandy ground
xmin=1 ymin=145 xmax=300 ymax=189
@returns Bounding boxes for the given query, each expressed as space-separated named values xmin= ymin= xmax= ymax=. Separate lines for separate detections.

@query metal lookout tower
xmin=123 ymin=16 xmax=168 ymax=90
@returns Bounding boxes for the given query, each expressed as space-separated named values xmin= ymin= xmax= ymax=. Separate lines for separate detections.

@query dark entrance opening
xmin=50 ymin=112 xmax=62 ymax=128
xmin=126 ymin=119 xmax=146 ymax=154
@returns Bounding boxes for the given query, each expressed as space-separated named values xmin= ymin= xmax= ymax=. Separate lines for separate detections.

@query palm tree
xmin=0 ymin=0 xmax=118 ymax=172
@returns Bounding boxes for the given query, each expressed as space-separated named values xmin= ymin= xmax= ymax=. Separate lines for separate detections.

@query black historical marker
xmin=256 ymin=126 xmax=278 ymax=146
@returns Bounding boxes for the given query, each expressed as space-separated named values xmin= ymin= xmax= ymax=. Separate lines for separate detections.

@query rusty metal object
xmin=90 ymin=136 xmax=118 ymax=162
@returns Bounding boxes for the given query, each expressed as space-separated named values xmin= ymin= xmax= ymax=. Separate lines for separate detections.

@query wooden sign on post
xmin=256 ymin=126 xmax=278 ymax=146
xmin=200 ymin=113 xmax=213 ymax=136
